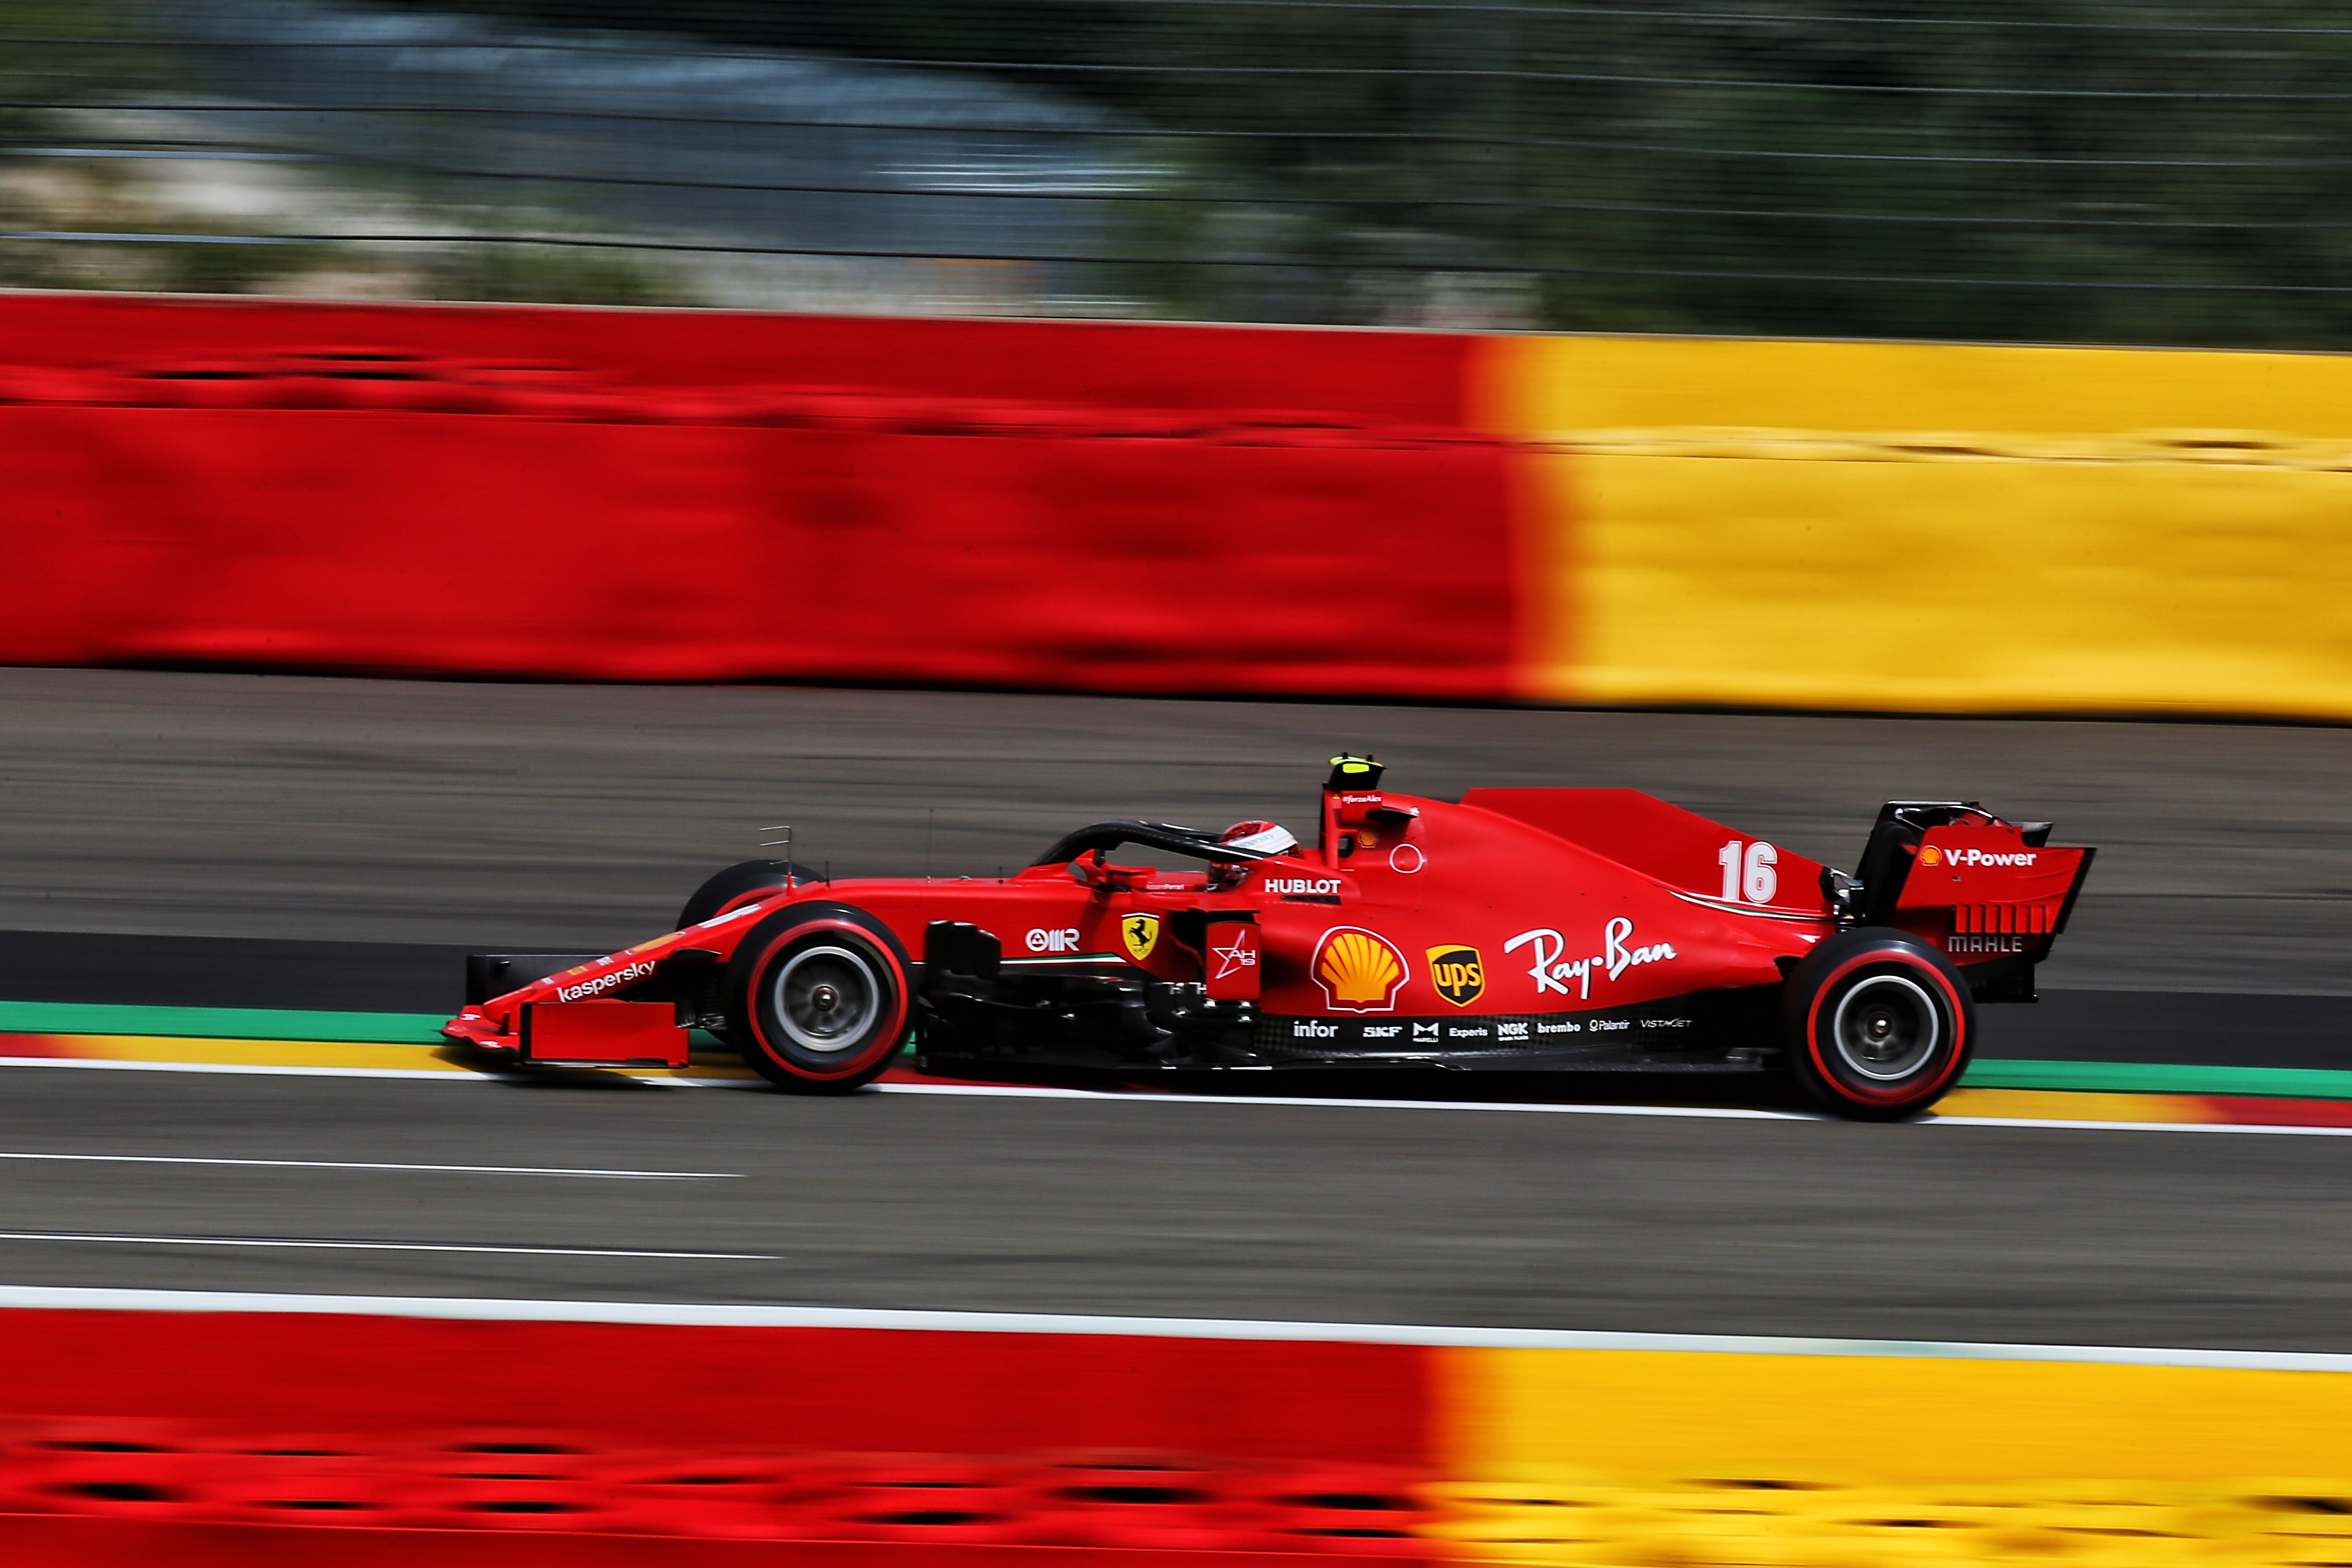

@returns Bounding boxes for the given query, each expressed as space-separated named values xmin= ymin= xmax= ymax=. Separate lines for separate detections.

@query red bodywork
xmin=443 ymin=783 xmax=2092 ymax=1075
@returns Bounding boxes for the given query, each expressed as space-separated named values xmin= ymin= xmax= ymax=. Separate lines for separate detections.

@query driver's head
xmin=1220 ymin=819 xmax=1299 ymax=857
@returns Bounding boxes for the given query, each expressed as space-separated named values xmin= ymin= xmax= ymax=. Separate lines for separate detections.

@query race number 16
xmin=1717 ymin=839 xmax=1779 ymax=905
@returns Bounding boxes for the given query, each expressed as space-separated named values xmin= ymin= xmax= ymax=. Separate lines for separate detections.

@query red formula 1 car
xmin=443 ymin=757 xmax=2094 ymax=1118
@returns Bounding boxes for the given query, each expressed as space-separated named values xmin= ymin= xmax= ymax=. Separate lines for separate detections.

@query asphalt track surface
xmin=1 ymin=1064 xmax=2349 ymax=1352
xmin=4 ymin=665 xmax=2350 ymax=996
xmin=2 ymin=666 xmax=2350 ymax=1348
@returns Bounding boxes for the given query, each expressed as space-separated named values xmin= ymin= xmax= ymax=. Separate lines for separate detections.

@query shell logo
xmin=1920 ymin=845 xmax=1943 ymax=867
xmin=1312 ymin=926 xmax=1409 ymax=1013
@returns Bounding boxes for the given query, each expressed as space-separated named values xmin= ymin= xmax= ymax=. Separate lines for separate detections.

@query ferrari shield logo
xmin=1121 ymin=913 xmax=1161 ymax=964
xmin=1427 ymin=945 xmax=1485 ymax=1007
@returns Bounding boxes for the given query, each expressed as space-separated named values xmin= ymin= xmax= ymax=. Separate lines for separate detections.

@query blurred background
xmin=8 ymin=9 xmax=2352 ymax=1548
xmin=11 ymin=0 xmax=2352 ymax=339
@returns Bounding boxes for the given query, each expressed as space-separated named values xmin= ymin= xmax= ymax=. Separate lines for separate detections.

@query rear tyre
xmin=724 ymin=905 xmax=909 ymax=1094
xmin=676 ymin=859 xmax=824 ymax=931
xmin=1780 ymin=927 xmax=1973 ymax=1120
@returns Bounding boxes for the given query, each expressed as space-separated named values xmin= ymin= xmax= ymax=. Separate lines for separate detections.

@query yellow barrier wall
xmin=1477 ymin=336 xmax=2352 ymax=718
xmin=1436 ymin=1347 xmax=2352 ymax=1485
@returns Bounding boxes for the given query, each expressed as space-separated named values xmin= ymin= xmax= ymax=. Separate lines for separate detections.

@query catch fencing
xmin=10 ymin=2 xmax=2352 ymax=342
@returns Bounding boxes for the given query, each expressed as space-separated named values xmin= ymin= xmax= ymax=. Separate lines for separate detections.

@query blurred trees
xmin=355 ymin=0 xmax=2352 ymax=344
xmin=0 ymin=0 xmax=169 ymax=131
xmin=26 ymin=0 xmax=2352 ymax=342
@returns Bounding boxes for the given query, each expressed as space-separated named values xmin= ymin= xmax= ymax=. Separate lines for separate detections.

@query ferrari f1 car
xmin=443 ymin=757 xmax=2094 ymax=1118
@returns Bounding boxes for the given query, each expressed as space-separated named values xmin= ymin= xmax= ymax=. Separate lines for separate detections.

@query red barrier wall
xmin=0 ymin=1305 xmax=1439 ymax=1564
xmin=0 ymin=297 xmax=1509 ymax=697
xmin=5 ymin=1311 xmax=1430 ymax=1461
xmin=0 ymin=1523 xmax=1386 ymax=1568
xmin=0 ymin=294 xmax=1472 ymax=423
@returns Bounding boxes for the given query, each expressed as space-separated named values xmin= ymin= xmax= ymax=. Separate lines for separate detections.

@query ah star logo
xmin=1211 ymin=931 xmax=1259 ymax=979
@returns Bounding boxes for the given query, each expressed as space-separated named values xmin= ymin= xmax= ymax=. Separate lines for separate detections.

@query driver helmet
xmin=1220 ymin=819 xmax=1299 ymax=857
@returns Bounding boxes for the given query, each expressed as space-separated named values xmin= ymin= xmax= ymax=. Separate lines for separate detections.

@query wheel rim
xmin=769 ymin=944 xmax=881 ymax=1054
xmin=1829 ymin=973 xmax=1940 ymax=1081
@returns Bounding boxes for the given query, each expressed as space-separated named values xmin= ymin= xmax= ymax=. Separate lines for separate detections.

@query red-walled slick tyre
xmin=724 ymin=904 xmax=910 ymax=1094
xmin=1780 ymin=927 xmax=1974 ymax=1120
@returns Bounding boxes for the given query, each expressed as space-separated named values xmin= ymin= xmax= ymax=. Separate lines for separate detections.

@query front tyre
xmin=676 ymin=859 xmax=825 ymax=931
xmin=724 ymin=906 xmax=910 ymax=1094
xmin=1780 ymin=927 xmax=1973 ymax=1120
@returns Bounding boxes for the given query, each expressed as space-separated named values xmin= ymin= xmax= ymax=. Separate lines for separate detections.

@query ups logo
xmin=1426 ymin=945 xmax=1485 ymax=1008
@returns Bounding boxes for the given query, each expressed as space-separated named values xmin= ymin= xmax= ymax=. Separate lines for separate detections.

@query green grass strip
xmin=1962 ymin=1058 xmax=2352 ymax=1101
xmin=0 ymin=1000 xmax=451 ymax=1045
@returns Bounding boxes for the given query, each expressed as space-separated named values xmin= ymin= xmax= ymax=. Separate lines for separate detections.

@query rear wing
xmin=1851 ymin=802 xmax=2095 ymax=991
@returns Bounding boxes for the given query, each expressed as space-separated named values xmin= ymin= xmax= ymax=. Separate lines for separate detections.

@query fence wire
xmin=5 ymin=0 xmax=2352 ymax=343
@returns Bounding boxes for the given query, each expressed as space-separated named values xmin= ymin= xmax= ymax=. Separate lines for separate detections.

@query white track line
xmin=869 ymin=1080 xmax=1814 ymax=1121
xmin=0 ymin=1284 xmax=2338 ymax=1371
xmin=874 ymin=1082 xmax=2352 ymax=1137
xmin=0 ymin=1151 xmax=738 ymax=1179
xmin=0 ymin=1056 xmax=765 ymax=1089
xmin=0 ymin=1056 xmax=503 ymax=1083
xmin=5 ymin=1054 xmax=2347 ymax=1137
xmin=1928 ymin=1113 xmax=2352 ymax=1137
xmin=0 ymin=1232 xmax=772 ymax=1260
